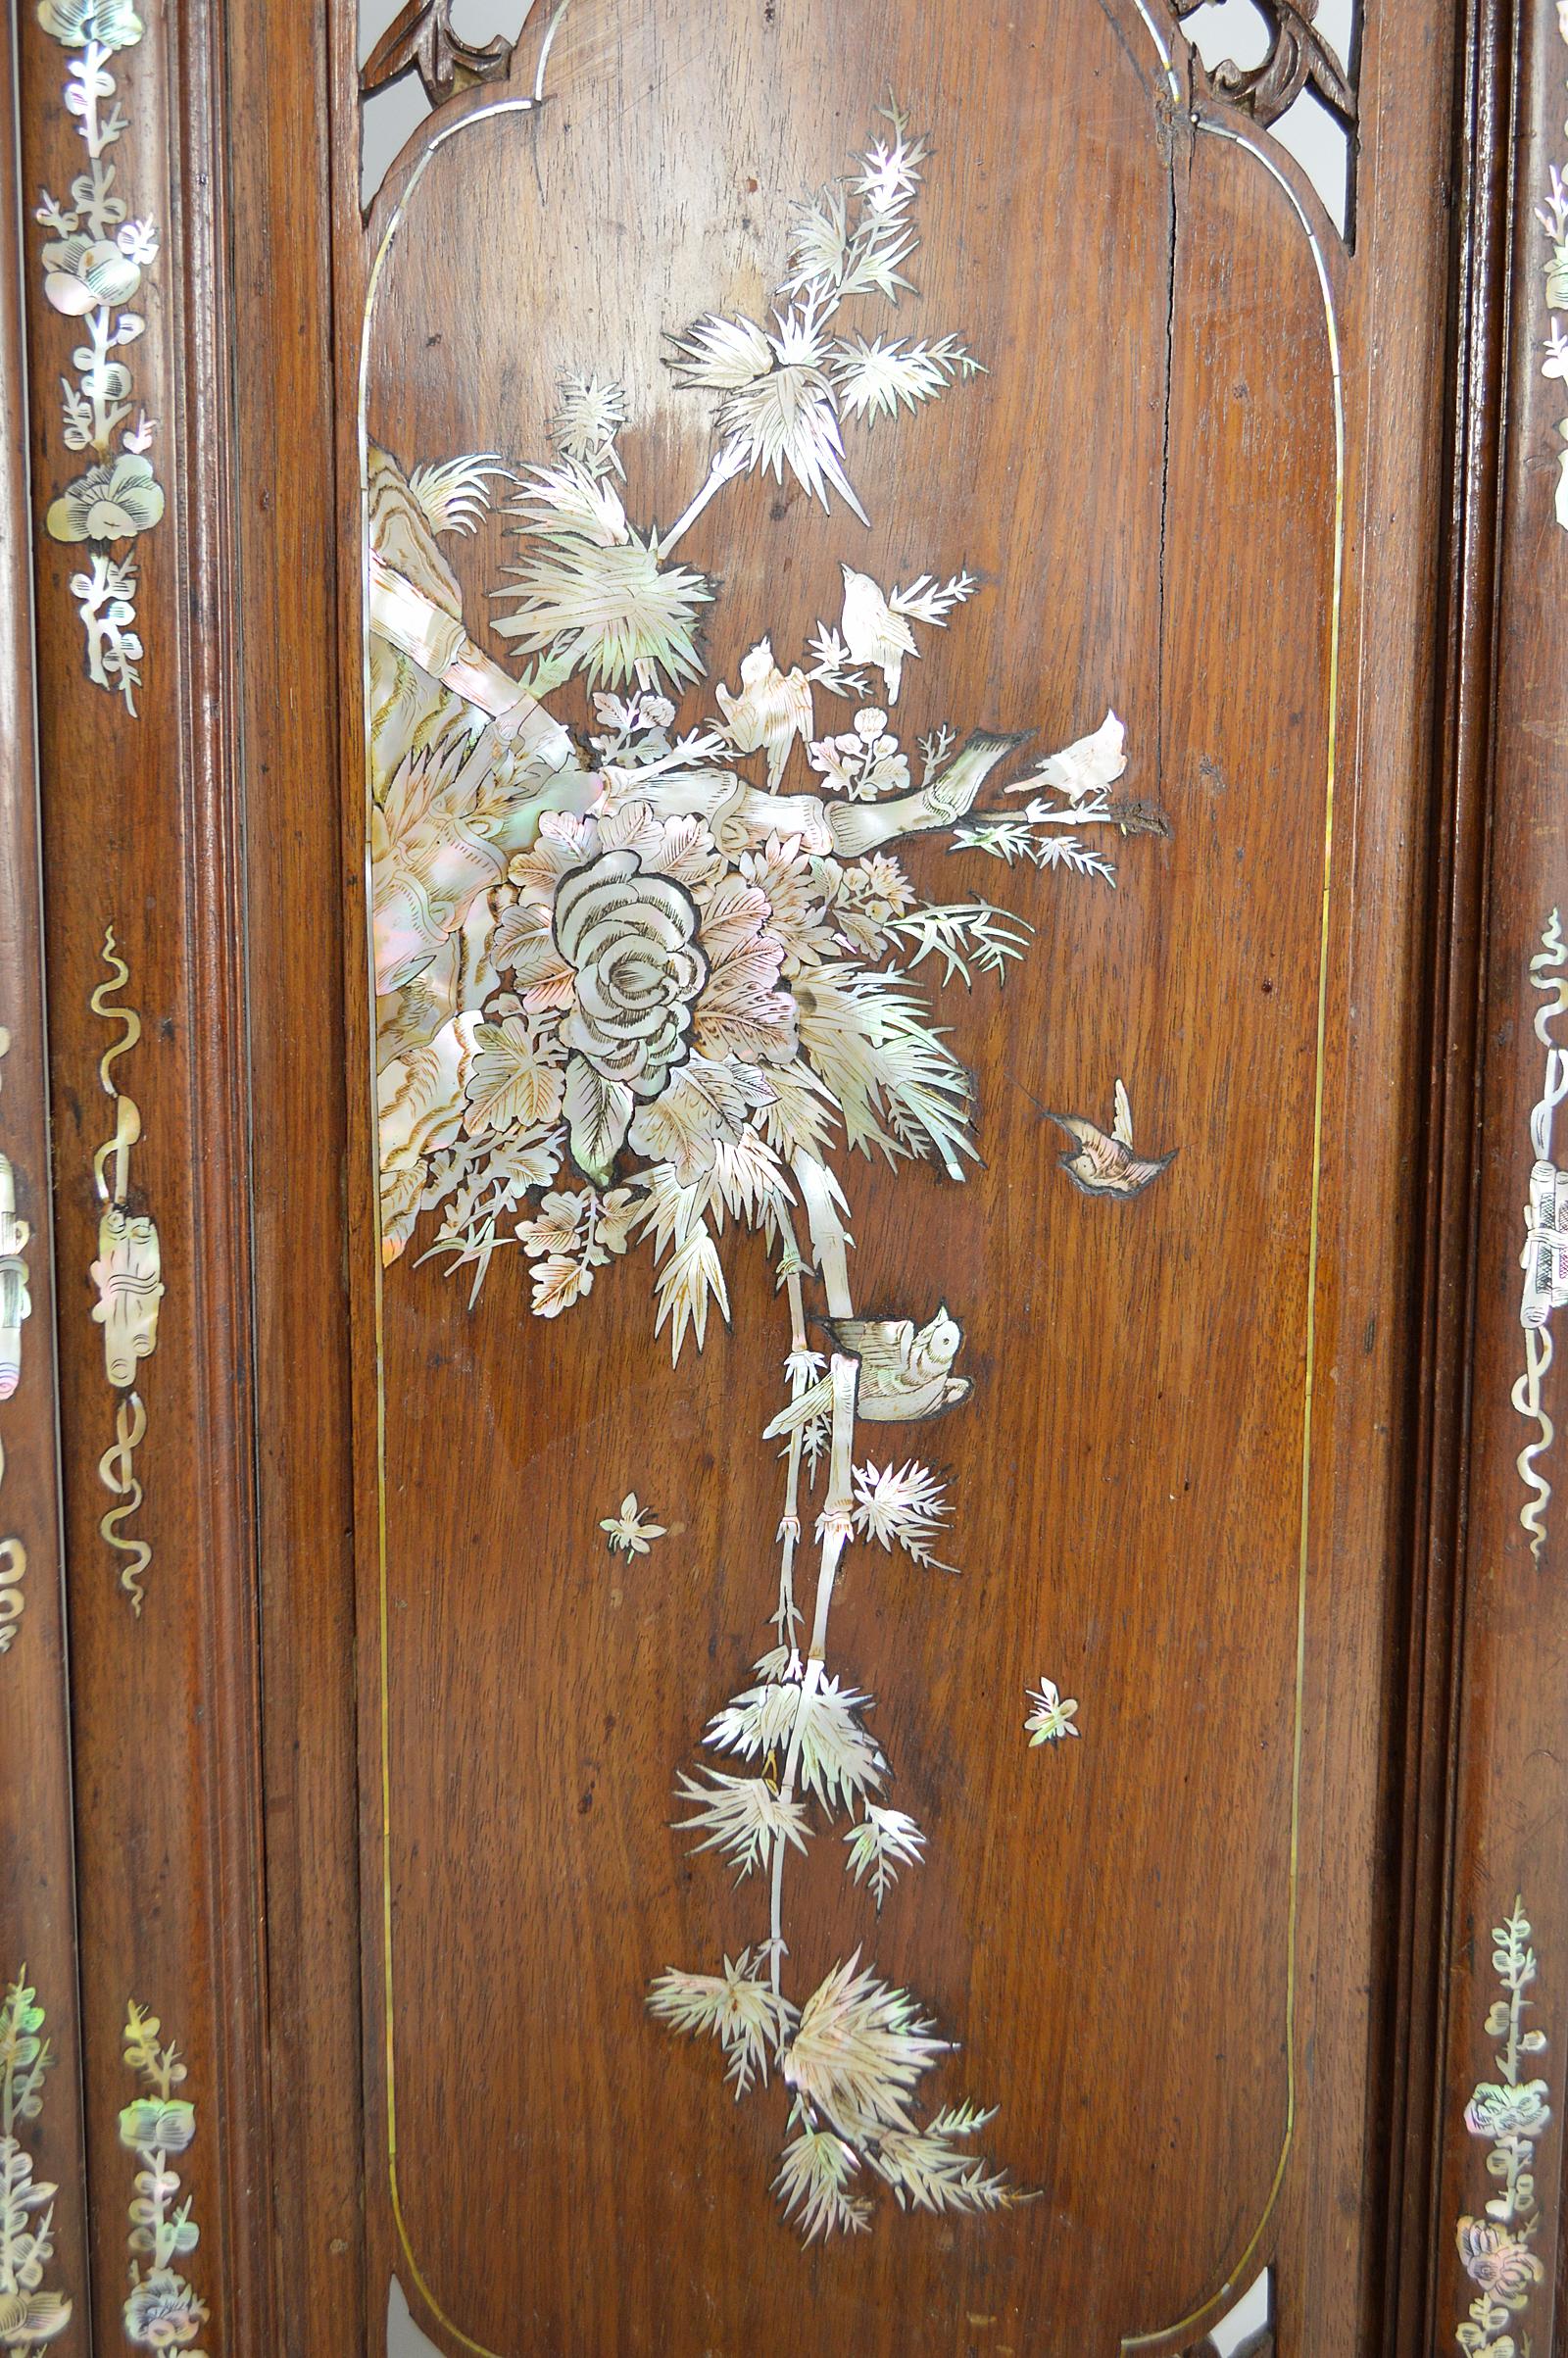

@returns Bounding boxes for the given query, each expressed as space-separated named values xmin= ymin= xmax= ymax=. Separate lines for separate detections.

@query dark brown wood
xmin=318 ymin=5 xmax=1462 ymax=2350
xmin=4 ymin=2 xmax=1555 ymax=2349
xmin=1384 ymin=0 xmax=1521 ymax=2347
xmin=13 ymin=0 xmax=272 ymax=2343
xmin=1427 ymin=0 xmax=1568 ymax=2351
xmin=0 ymin=2 xmax=89 ymax=2333
xmin=227 ymin=0 xmax=369 ymax=2341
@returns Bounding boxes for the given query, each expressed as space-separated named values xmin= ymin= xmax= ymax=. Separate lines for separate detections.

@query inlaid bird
xmin=1044 ymin=1078 xmax=1175 ymax=1199
xmin=1018 ymin=710 xmax=1127 ymax=805
xmin=715 ymin=638 xmax=814 ymax=788
xmin=762 ymin=1305 xmax=970 ymax=1433
xmin=839 ymin=565 xmax=920 ymax=705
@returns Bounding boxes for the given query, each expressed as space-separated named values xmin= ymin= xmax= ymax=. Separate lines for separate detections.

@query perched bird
xmin=763 ymin=1305 xmax=969 ymax=1433
xmin=1016 ymin=709 xmax=1127 ymax=805
xmin=1044 ymin=1078 xmax=1175 ymax=1200
xmin=715 ymin=638 xmax=814 ymax=788
xmin=839 ymin=565 xmax=920 ymax=704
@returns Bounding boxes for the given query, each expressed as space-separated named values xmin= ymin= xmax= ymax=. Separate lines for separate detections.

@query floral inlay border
xmin=33 ymin=0 xmax=164 ymax=712
xmin=1514 ymin=909 xmax=1567 ymax=1558
xmin=0 ymin=1969 xmax=72 ymax=2348
xmin=1539 ymin=2 xmax=1568 ymax=529
xmin=0 ymin=1033 xmax=32 ymax=1656
xmin=1454 ymin=1898 xmax=1552 ymax=2354
xmin=119 ymin=2000 xmax=208 ymax=2352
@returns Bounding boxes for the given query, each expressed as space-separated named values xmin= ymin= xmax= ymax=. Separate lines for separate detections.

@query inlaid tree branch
xmin=368 ymin=98 xmax=1152 ymax=2238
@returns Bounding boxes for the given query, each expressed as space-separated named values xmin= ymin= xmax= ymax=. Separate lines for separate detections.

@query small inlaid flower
xmin=1463 ymin=2078 xmax=1552 ymax=2141
xmin=119 ymin=218 xmax=160 ymax=268
xmin=118 ymin=2095 xmax=196 ymax=2153
xmin=37 ymin=0 xmax=143 ymax=49
xmin=601 ymin=1492 xmax=666 ymax=1558
xmin=1024 ymin=1676 xmax=1080 ymax=1746
xmin=44 ymin=453 xmax=164 ymax=545
xmin=40 ymin=231 xmax=141 ymax=316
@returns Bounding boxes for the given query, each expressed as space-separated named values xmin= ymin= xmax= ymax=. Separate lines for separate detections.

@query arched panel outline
xmin=353 ymin=6 xmax=1347 ymax=2348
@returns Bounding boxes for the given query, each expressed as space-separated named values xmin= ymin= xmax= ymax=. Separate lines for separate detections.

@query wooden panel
xmin=0 ymin=7 xmax=89 ymax=2338
xmin=1428 ymin=2 xmax=1568 ymax=2353
xmin=227 ymin=0 xmax=368 ymax=2343
xmin=5 ymin=0 xmax=1549 ymax=2350
xmin=318 ymin=5 xmax=1460 ymax=2350
xmin=13 ymin=0 xmax=271 ymax=2342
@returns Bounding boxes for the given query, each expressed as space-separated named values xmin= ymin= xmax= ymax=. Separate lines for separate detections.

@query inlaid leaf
xmin=563 ymin=1055 xmax=632 ymax=1188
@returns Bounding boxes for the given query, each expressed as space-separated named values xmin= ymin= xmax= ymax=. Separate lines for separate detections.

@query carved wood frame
xmin=0 ymin=0 xmax=1560 ymax=2349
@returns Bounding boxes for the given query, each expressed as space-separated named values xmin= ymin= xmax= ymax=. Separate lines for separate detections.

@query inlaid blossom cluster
xmin=0 ymin=1972 xmax=71 ymax=2348
xmin=375 ymin=663 xmax=1102 ymax=1353
xmin=34 ymin=0 xmax=162 ymax=708
xmin=1454 ymin=1900 xmax=1551 ymax=2356
xmin=119 ymin=2000 xmax=208 ymax=2356
xmin=366 ymin=96 xmax=1149 ymax=2245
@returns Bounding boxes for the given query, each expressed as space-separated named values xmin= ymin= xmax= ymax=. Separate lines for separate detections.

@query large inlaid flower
xmin=0 ymin=2290 xmax=71 ymax=2346
xmin=45 ymin=453 xmax=164 ymax=545
xmin=41 ymin=232 xmax=141 ymax=316
xmin=122 ymin=2269 xmax=208 ymax=2351
xmin=555 ymin=847 xmax=708 ymax=1182
xmin=38 ymin=0 xmax=143 ymax=46
xmin=1456 ymin=2217 xmax=1544 ymax=2302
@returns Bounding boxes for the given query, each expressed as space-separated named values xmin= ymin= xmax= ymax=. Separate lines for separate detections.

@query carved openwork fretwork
xmin=1174 ymin=1 xmax=1354 ymax=130
xmin=1174 ymin=1 xmax=1358 ymax=239
xmin=361 ymin=0 xmax=515 ymax=108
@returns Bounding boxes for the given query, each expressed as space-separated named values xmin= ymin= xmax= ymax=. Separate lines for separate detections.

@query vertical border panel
xmin=0 ymin=0 xmax=89 ymax=2335
xmin=15 ymin=0 xmax=273 ymax=2342
xmin=228 ymin=0 xmax=368 ymax=2342
xmin=1424 ymin=0 xmax=1568 ymax=2353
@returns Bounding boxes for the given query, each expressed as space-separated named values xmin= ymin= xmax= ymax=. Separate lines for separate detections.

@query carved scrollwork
xmin=1172 ymin=0 xmax=1356 ymax=132
xmin=89 ymin=928 xmax=162 ymax=1614
xmin=361 ymin=0 xmax=515 ymax=108
xmin=1515 ymin=909 xmax=1567 ymax=1558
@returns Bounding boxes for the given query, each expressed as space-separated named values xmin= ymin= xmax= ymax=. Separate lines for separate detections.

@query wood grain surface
xmin=334 ymin=5 xmax=1456 ymax=2349
xmin=13 ymin=0 xmax=273 ymax=2345
xmin=0 ymin=2 xmax=89 ymax=2328
xmin=10 ymin=0 xmax=1550 ymax=2351
xmin=1427 ymin=0 xmax=1568 ymax=2351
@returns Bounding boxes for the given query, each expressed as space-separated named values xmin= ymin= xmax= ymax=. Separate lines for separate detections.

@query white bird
xmin=714 ymin=638 xmax=814 ymax=788
xmin=1018 ymin=710 xmax=1127 ymax=806
xmin=839 ymin=565 xmax=919 ymax=705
